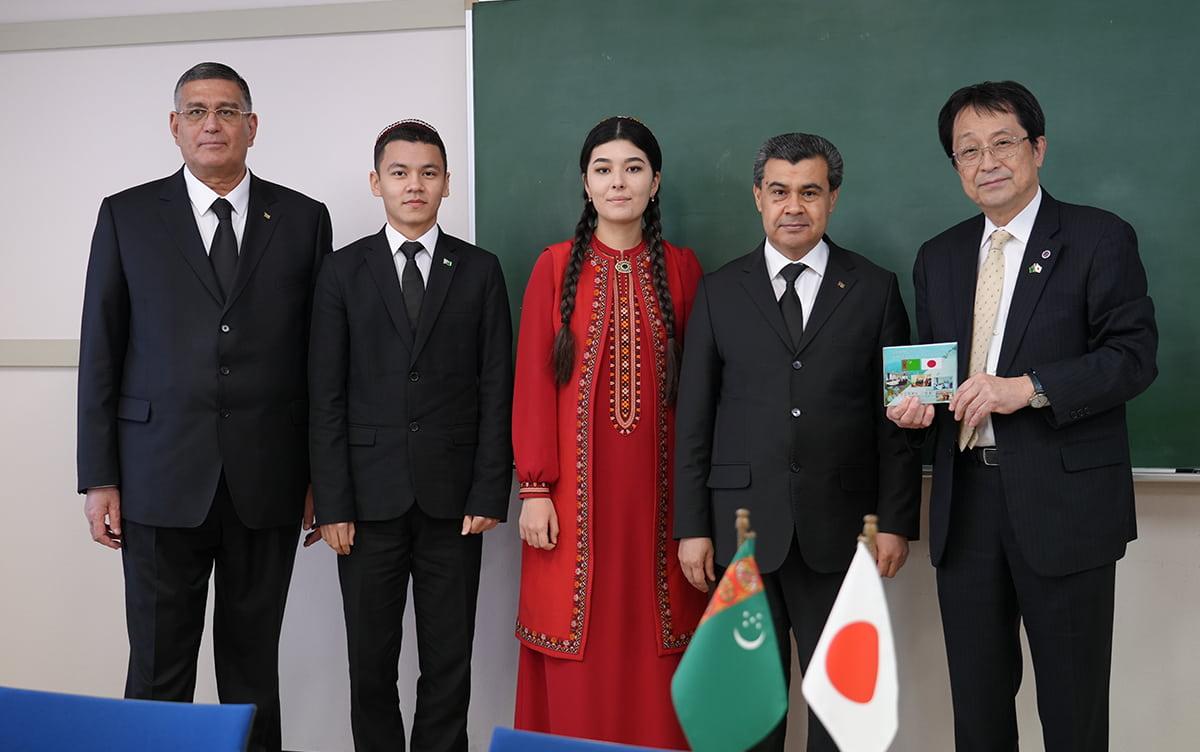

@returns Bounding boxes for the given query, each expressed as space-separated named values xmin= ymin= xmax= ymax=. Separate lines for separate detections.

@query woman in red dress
xmin=512 ymin=116 xmax=708 ymax=748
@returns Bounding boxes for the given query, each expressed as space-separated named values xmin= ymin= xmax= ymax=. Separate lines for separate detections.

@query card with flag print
xmin=801 ymin=541 xmax=899 ymax=752
xmin=883 ymin=341 xmax=958 ymax=406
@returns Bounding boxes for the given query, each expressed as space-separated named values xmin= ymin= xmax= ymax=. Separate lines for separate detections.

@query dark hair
xmin=174 ymin=62 xmax=251 ymax=111
xmin=937 ymin=81 xmax=1045 ymax=159
xmin=374 ymin=119 xmax=448 ymax=171
xmin=552 ymin=116 xmax=682 ymax=403
xmin=752 ymin=132 xmax=844 ymax=190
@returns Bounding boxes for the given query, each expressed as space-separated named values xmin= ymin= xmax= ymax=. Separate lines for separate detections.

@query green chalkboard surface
xmin=473 ymin=0 xmax=1197 ymax=469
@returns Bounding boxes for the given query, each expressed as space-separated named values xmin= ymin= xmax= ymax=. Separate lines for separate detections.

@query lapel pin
xmin=1028 ymin=263 xmax=1043 ymax=274
xmin=262 ymin=211 xmax=271 ymax=220
xmin=836 ymin=280 xmax=846 ymax=289
xmin=1040 ymin=249 xmax=1051 ymax=259
xmin=442 ymin=258 xmax=454 ymax=267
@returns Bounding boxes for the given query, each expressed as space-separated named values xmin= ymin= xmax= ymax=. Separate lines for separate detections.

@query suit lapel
xmin=362 ymin=229 xmax=415 ymax=351
xmin=996 ymin=193 xmax=1062 ymax=375
xmin=411 ymin=231 xmax=459 ymax=361
xmin=158 ymin=169 xmax=223 ymax=305
xmin=950 ymin=217 xmax=985 ymax=382
xmin=738 ymin=243 xmax=794 ymax=351
xmin=796 ymin=239 xmax=857 ymax=355
xmin=224 ymin=175 xmax=279 ymax=311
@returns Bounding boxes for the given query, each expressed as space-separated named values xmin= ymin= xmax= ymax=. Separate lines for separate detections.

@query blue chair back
xmin=489 ymin=727 xmax=677 ymax=752
xmin=0 ymin=686 xmax=255 ymax=752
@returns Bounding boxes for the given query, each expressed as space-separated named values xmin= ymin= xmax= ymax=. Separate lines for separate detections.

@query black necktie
xmin=778 ymin=262 xmax=807 ymax=349
xmin=209 ymin=198 xmax=238 ymax=299
xmin=400 ymin=241 xmax=425 ymax=329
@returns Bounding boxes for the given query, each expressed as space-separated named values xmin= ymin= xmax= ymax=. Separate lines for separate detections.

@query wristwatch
xmin=1026 ymin=369 xmax=1050 ymax=408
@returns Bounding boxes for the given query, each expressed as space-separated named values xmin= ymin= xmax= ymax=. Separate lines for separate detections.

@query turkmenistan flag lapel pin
xmin=442 ymin=258 xmax=454 ymax=267
xmin=1028 ymin=263 xmax=1043 ymax=274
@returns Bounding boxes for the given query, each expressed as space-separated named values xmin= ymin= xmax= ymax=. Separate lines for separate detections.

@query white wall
xmin=1 ymin=4 xmax=1197 ymax=752
xmin=0 ymin=26 xmax=469 ymax=339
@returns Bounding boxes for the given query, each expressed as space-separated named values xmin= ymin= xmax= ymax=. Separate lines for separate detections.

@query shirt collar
xmin=386 ymin=222 xmax=440 ymax=258
xmin=183 ymin=166 xmax=250 ymax=218
xmin=764 ymin=237 xmax=829 ymax=280
xmin=981 ymin=187 xmax=1042 ymax=249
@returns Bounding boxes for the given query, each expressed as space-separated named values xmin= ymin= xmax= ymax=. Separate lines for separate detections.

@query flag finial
xmin=736 ymin=508 xmax=755 ymax=547
xmin=858 ymin=514 xmax=879 ymax=558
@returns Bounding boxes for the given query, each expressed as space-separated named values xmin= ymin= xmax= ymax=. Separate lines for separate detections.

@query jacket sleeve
xmin=673 ymin=277 xmax=720 ymax=540
xmin=307 ymin=257 xmax=356 ymax=524
xmin=1033 ymin=216 xmax=1158 ymax=427
xmin=903 ymin=242 xmax=937 ymax=451
xmin=873 ymin=272 xmax=922 ymax=540
xmin=512 ymin=250 xmax=561 ymax=500
xmin=77 ymin=198 xmax=129 ymax=493
xmin=464 ymin=254 xmax=515 ymax=520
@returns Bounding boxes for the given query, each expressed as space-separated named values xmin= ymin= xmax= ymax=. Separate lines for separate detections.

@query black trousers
xmin=338 ymin=506 xmax=483 ymax=752
xmin=937 ymin=456 xmax=1115 ymax=752
xmin=725 ymin=537 xmax=843 ymax=752
xmin=121 ymin=474 xmax=300 ymax=752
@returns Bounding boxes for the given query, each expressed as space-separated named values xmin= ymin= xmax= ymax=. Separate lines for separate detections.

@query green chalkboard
xmin=473 ymin=0 xmax=1198 ymax=469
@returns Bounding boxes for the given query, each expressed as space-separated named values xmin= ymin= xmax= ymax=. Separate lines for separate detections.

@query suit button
xmin=790 ymin=408 xmax=802 ymax=418
xmin=790 ymin=462 xmax=801 ymax=473
xmin=220 ymin=409 xmax=231 ymax=419
xmin=792 ymin=360 xmax=802 ymax=370
xmin=220 ymin=324 xmax=230 ymax=333
xmin=409 ymin=371 xmax=419 ymax=382
xmin=409 ymin=422 xmax=420 ymax=432
xmin=219 ymin=366 xmax=230 ymax=376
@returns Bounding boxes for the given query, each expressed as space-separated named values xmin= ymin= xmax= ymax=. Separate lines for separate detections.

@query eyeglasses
xmin=952 ymin=136 xmax=1029 ymax=166
xmin=175 ymin=107 xmax=253 ymax=124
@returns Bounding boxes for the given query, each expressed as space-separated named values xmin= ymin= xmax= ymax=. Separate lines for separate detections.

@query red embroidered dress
xmin=512 ymin=237 xmax=707 ymax=747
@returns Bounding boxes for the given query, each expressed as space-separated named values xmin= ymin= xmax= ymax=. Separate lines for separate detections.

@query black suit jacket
xmin=77 ymin=168 xmax=333 ymax=528
xmin=308 ymin=228 xmax=513 ymax=524
xmin=675 ymin=239 xmax=921 ymax=574
xmin=916 ymin=191 xmax=1158 ymax=576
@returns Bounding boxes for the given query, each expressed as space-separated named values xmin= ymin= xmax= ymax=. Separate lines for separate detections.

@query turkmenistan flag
xmin=671 ymin=537 xmax=787 ymax=752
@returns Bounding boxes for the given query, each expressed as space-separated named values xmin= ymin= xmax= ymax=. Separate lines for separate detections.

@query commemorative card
xmin=883 ymin=342 xmax=958 ymax=406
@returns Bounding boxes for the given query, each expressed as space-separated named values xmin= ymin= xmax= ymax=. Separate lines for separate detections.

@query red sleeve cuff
xmin=518 ymin=481 xmax=551 ymax=499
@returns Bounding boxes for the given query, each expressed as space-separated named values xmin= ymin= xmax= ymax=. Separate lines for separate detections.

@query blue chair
xmin=0 ymin=686 xmax=255 ymax=752
xmin=489 ymin=727 xmax=677 ymax=752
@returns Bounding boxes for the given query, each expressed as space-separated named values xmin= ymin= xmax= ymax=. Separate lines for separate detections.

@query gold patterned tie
xmin=958 ymin=229 xmax=1011 ymax=451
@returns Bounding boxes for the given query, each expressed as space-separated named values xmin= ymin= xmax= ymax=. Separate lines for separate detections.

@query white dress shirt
xmin=764 ymin=238 xmax=828 ymax=329
xmin=385 ymin=223 xmax=438 ymax=287
xmin=974 ymin=187 xmax=1042 ymax=447
xmin=182 ymin=167 xmax=250 ymax=254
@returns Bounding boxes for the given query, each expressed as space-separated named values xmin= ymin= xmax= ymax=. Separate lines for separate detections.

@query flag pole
xmin=858 ymin=514 xmax=879 ymax=558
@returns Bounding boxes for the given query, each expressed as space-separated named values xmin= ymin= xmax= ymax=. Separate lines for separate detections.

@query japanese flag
xmin=923 ymin=357 xmax=944 ymax=370
xmin=801 ymin=541 xmax=898 ymax=752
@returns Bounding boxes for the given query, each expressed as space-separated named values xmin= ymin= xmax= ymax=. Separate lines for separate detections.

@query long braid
xmin=551 ymin=201 xmax=597 ymax=385
xmin=644 ymin=197 xmax=680 ymax=404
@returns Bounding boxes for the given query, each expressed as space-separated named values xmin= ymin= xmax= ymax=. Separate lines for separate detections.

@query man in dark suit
xmin=888 ymin=81 xmax=1158 ymax=751
xmin=77 ymin=62 xmax=333 ymax=752
xmin=308 ymin=120 xmax=512 ymax=752
xmin=675 ymin=133 xmax=921 ymax=752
